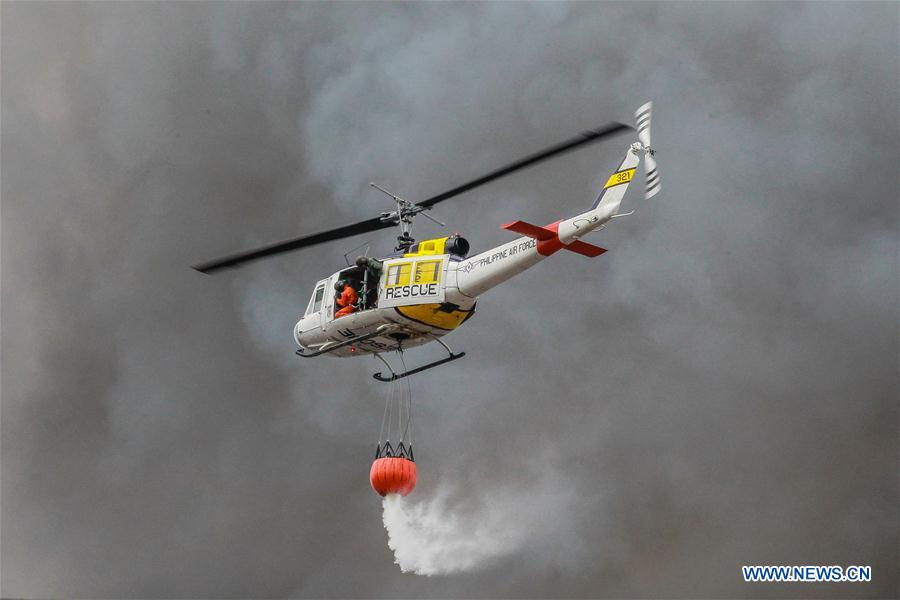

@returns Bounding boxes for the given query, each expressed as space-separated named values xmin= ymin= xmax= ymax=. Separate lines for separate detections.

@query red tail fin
xmin=501 ymin=220 xmax=556 ymax=240
xmin=501 ymin=220 xmax=607 ymax=258
xmin=566 ymin=240 xmax=607 ymax=257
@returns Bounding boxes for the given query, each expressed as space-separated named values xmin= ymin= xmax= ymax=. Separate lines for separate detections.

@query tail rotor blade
xmin=645 ymin=152 xmax=661 ymax=199
xmin=635 ymin=101 xmax=652 ymax=148
xmin=635 ymin=101 xmax=660 ymax=199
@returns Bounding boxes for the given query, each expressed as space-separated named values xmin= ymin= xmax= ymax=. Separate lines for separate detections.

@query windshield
xmin=306 ymin=284 xmax=325 ymax=315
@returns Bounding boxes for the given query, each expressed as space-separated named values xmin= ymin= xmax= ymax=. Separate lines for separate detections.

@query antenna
xmin=342 ymin=240 xmax=371 ymax=267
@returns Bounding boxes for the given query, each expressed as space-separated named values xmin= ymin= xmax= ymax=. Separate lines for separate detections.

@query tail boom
xmin=454 ymin=102 xmax=656 ymax=299
xmin=455 ymin=147 xmax=639 ymax=298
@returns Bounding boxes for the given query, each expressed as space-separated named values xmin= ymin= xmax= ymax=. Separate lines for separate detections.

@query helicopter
xmin=193 ymin=102 xmax=660 ymax=382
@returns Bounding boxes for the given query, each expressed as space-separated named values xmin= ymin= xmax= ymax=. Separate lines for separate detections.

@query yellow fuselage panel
xmin=403 ymin=237 xmax=448 ymax=258
xmin=395 ymin=303 xmax=473 ymax=331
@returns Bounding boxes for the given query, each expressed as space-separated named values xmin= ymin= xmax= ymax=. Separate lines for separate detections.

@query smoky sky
xmin=2 ymin=2 xmax=898 ymax=598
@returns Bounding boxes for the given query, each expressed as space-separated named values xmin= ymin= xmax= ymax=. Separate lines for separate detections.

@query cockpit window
xmin=307 ymin=284 xmax=325 ymax=315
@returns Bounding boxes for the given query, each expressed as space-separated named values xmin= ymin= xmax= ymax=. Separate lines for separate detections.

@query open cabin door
xmin=378 ymin=255 xmax=448 ymax=308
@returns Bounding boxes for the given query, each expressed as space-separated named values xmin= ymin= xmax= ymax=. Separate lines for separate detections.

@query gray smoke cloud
xmin=2 ymin=2 xmax=897 ymax=598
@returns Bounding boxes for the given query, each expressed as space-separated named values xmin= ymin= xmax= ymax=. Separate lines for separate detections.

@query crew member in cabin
xmin=334 ymin=280 xmax=359 ymax=318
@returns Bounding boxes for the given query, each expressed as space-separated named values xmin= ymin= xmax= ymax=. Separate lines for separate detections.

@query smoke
xmin=382 ymin=491 xmax=525 ymax=575
xmin=2 ymin=2 xmax=897 ymax=598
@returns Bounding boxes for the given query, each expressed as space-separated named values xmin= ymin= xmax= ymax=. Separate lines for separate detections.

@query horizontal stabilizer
xmin=565 ymin=240 xmax=607 ymax=257
xmin=501 ymin=220 xmax=607 ymax=258
xmin=501 ymin=220 xmax=556 ymax=240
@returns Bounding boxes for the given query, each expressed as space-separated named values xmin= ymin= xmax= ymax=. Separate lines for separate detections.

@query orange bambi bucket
xmin=369 ymin=457 xmax=417 ymax=497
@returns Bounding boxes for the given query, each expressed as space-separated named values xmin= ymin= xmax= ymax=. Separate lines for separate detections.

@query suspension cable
xmin=387 ymin=377 xmax=395 ymax=442
xmin=377 ymin=352 xmax=414 ymax=451
xmin=378 ymin=374 xmax=390 ymax=445
xmin=400 ymin=353 xmax=412 ymax=444
xmin=398 ymin=363 xmax=404 ymax=440
xmin=406 ymin=367 xmax=413 ymax=446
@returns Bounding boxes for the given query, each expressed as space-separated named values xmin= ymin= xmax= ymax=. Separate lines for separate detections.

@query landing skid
xmin=372 ymin=336 xmax=466 ymax=382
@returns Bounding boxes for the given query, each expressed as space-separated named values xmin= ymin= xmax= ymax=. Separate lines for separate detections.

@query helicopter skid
xmin=372 ymin=351 xmax=466 ymax=382
xmin=372 ymin=335 xmax=466 ymax=382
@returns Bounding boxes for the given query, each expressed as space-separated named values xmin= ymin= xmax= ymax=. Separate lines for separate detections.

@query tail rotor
xmin=635 ymin=102 xmax=661 ymax=199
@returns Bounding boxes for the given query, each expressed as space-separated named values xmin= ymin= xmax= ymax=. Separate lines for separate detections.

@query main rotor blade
xmin=192 ymin=215 xmax=393 ymax=274
xmin=193 ymin=122 xmax=631 ymax=274
xmin=416 ymin=122 xmax=633 ymax=208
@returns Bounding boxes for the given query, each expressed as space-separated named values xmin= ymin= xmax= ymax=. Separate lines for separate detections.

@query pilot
xmin=334 ymin=280 xmax=359 ymax=318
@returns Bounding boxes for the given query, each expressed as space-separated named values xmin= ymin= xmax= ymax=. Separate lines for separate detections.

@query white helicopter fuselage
xmin=294 ymin=141 xmax=643 ymax=358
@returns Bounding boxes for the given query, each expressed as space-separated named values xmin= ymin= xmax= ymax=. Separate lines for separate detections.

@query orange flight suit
xmin=335 ymin=285 xmax=358 ymax=318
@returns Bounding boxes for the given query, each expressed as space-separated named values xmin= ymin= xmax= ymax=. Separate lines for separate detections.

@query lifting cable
xmin=400 ymin=353 xmax=413 ymax=445
xmin=397 ymin=360 xmax=404 ymax=441
xmin=376 ymin=352 xmax=414 ymax=453
xmin=379 ymin=380 xmax=390 ymax=445
xmin=381 ymin=374 xmax=398 ymax=445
